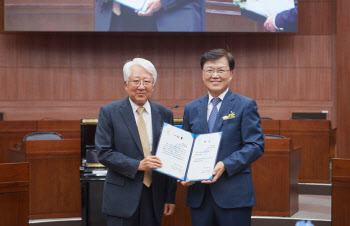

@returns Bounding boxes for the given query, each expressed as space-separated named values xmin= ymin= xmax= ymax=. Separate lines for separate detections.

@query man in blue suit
xmin=95 ymin=58 xmax=177 ymax=226
xmin=181 ymin=49 xmax=264 ymax=226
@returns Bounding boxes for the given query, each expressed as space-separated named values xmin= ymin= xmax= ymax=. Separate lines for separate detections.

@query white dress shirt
xmin=207 ymin=88 xmax=229 ymax=121
xmin=129 ymin=98 xmax=153 ymax=152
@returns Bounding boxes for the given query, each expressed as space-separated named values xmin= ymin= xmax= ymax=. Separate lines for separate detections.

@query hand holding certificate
xmin=154 ymin=123 xmax=222 ymax=181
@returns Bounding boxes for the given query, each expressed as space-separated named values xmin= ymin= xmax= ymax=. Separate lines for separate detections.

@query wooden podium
xmin=280 ymin=120 xmax=330 ymax=183
xmin=332 ymin=158 xmax=350 ymax=226
xmin=9 ymin=139 xmax=81 ymax=219
xmin=252 ymin=138 xmax=301 ymax=216
xmin=0 ymin=162 xmax=29 ymax=226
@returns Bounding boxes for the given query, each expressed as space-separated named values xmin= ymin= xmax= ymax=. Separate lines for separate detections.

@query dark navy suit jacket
xmin=275 ymin=6 xmax=298 ymax=32
xmin=182 ymin=89 xmax=264 ymax=208
xmin=157 ymin=0 xmax=205 ymax=31
xmin=95 ymin=97 xmax=177 ymax=222
xmin=95 ymin=0 xmax=205 ymax=31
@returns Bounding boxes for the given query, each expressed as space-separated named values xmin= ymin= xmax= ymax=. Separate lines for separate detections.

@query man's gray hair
xmin=123 ymin=58 xmax=157 ymax=85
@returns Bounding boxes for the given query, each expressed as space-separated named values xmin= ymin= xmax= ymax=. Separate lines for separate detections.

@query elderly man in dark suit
xmin=95 ymin=58 xmax=177 ymax=226
xmin=181 ymin=49 xmax=264 ymax=226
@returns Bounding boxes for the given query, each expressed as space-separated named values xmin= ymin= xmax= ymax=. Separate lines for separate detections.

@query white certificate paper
xmin=154 ymin=123 xmax=222 ymax=181
xmin=115 ymin=0 xmax=150 ymax=12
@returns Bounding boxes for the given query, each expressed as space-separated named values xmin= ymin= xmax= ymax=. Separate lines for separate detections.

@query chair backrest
xmin=15 ymin=132 xmax=63 ymax=149
xmin=23 ymin=132 xmax=63 ymax=141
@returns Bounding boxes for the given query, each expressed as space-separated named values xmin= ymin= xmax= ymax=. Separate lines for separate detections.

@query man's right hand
xmin=264 ymin=15 xmax=277 ymax=32
xmin=138 ymin=156 xmax=162 ymax=171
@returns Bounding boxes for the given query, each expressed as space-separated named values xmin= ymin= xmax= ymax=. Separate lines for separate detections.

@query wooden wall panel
xmin=278 ymin=68 xmax=332 ymax=101
xmin=0 ymin=68 xmax=18 ymax=100
xmin=173 ymin=35 xmax=214 ymax=68
xmin=71 ymin=68 xmax=125 ymax=100
xmin=337 ymin=0 xmax=350 ymax=158
xmin=231 ymin=68 xmax=279 ymax=100
xmin=70 ymin=35 xmax=124 ymax=68
xmin=17 ymin=34 xmax=70 ymax=68
xmin=152 ymin=69 xmax=176 ymax=101
xmin=230 ymin=35 xmax=279 ymax=68
xmin=278 ymin=35 xmax=332 ymax=68
xmin=298 ymin=1 xmax=333 ymax=35
xmin=119 ymin=35 xmax=177 ymax=68
xmin=0 ymin=34 xmax=17 ymax=67
xmin=17 ymin=68 xmax=71 ymax=100
xmin=156 ymin=68 xmax=208 ymax=101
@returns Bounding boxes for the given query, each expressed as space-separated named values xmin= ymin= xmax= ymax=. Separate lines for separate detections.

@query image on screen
xmin=4 ymin=0 xmax=297 ymax=32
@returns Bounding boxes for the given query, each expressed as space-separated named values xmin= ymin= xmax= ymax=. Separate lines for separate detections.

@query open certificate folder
xmin=115 ymin=0 xmax=150 ymax=12
xmin=154 ymin=123 xmax=222 ymax=181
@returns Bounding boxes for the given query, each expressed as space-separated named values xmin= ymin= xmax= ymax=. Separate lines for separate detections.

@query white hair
xmin=123 ymin=58 xmax=157 ymax=85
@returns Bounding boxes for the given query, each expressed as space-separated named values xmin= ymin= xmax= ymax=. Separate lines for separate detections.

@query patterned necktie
xmin=208 ymin=98 xmax=221 ymax=133
xmin=136 ymin=107 xmax=152 ymax=187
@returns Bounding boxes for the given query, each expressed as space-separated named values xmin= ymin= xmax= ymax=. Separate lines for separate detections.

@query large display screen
xmin=4 ymin=0 xmax=297 ymax=32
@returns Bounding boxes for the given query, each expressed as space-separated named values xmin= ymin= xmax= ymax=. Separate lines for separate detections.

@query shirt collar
xmin=129 ymin=98 xmax=151 ymax=114
xmin=208 ymin=88 xmax=229 ymax=105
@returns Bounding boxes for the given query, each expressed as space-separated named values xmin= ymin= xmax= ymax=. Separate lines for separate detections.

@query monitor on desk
xmin=291 ymin=112 xmax=327 ymax=120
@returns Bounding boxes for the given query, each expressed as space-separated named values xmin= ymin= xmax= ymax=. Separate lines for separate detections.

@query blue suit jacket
xmin=275 ymin=6 xmax=298 ymax=32
xmin=95 ymin=0 xmax=205 ymax=31
xmin=157 ymin=0 xmax=205 ymax=31
xmin=95 ymin=97 xmax=177 ymax=221
xmin=182 ymin=89 xmax=264 ymax=208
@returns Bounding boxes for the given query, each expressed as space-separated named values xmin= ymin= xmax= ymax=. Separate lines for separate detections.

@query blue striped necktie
xmin=208 ymin=98 xmax=221 ymax=133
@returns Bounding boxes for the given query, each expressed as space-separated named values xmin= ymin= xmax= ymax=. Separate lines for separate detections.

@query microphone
xmin=169 ymin=105 xmax=179 ymax=110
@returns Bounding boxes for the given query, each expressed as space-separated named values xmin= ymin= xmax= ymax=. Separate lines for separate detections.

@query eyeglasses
xmin=128 ymin=80 xmax=154 ymax=87
xmin=203 ymin=68 xmax=230 ymax=76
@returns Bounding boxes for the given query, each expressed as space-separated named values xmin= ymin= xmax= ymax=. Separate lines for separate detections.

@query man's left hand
xmin=137 ymin=0 xmax=162 ymax=16
xmin=201 ymin=161 xmax=225 ymax=184
xmin=163 ymin=203 xmax=175 ymax=216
